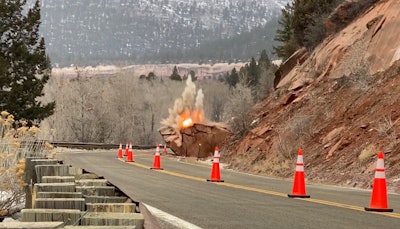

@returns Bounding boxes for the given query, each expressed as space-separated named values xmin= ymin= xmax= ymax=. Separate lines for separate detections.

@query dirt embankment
xmin=225 ymin=0 xmax=400 ymax=193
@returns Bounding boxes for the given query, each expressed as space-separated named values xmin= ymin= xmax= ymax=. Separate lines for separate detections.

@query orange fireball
xmin=179 ymin=110 xmax=204 ymax=129
xmin=182 ymin=118 xmax=194 ymax=128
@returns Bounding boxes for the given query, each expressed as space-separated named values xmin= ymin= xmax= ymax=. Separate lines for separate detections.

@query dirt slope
xmin=224 ymin=0 xmax=400 ymax=193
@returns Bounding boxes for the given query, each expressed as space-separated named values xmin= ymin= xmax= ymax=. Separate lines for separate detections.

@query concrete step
xmin=84 ymin=196 xmax=128 ymax=204
xmin=64 ymin=226 xmax=132 ymax=229
xmin=81 ymin=212 xmax=144 ymax=228
xmin=21 ymin=208 xmax=82 ymax=225
xmin=34 ymin=198 xmax=85 ymax=211
xmin=35 ymin=165 xmax=70 ymax=183
xmin=42 ymin=176 xmax=76 ymax=183
xmin=76 ymin=186 xmax=115 ymax=196
xmin=86 ymin=203 xmax=136 ymax=213
xmin=37 ymin=192 xmax=83 ymax=198
xmin=34 ymin=183 xmax=76 ymax=193
xmin=75 ymin=179 xmax=108 ymax=186
xmin=0 ymin=221 xmax=64 ymax=229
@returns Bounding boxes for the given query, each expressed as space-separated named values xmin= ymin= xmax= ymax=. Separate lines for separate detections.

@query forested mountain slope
xmin=38 ymin=0 xmax=288 ymax=66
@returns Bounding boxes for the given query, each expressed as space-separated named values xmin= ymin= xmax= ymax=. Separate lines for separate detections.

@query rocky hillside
xmin=225 ymin=0 xmax=400 ymax=193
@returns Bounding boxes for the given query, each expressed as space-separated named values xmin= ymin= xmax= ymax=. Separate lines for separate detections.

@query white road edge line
xmin=144 ymin=203 xmax=203 ymax=229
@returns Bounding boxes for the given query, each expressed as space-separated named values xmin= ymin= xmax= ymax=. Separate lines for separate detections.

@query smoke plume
xmin=161 ymin=76 xmax=205 ymax=131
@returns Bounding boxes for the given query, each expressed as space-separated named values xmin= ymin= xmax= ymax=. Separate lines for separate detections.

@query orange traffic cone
xmin=288 ymin=149 xmax=310 ymax=198
xmin=126 ymin=142 xmax=134 ymax=162
xmin=163 ymin=145 xmax=167 ymax=155
xmin=124 ymin=142 xmax=129 ymax=156
xmin=151 ymin=144 xmax=163 ymax=170
xmin=207 ymin=146 xmax=224 ymax=182
xmin=365 ymin=151 xmax=393 ymax=212
xmin=117 ymin=143 xmax=123 ymax=158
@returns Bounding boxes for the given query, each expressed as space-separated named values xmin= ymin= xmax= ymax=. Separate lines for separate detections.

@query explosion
xmin=161 ymin=75 xmax=205 ymax=131
xmin=159 ymin=75 xmax=232 ymax=157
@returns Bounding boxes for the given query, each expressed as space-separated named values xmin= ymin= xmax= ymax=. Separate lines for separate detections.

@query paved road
xmin=56 ymin=149 xmax=400 ymax=229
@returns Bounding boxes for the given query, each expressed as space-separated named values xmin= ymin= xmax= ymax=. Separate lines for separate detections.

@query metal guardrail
xmin=49 ymin=141 xmax=160 ymax=150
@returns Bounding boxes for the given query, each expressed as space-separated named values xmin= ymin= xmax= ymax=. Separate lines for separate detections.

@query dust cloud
xmin=161 ymin=75 xmax=205 ymax=131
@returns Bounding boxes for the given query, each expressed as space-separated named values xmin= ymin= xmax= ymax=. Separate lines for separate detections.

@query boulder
xmin=159 ymin=122 xmax=232 ymax=158
xmin=274 ymin=48 xmax=309 ymax=89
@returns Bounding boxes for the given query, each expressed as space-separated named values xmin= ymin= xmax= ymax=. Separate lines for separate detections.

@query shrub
xmin=0 ymin=111 xmax=53 ymax=216
xmin=224 ymin=83 xmax=254 ymax=139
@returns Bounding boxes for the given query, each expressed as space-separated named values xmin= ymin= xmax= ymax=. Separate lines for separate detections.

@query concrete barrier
xmin=25 ymin=157 xmax=56 ymax=208
xmin=4 ymin=157 xmax=149 ymax=228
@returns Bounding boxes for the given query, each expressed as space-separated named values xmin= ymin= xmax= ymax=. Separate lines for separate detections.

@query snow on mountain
xmin=38 ymin=0 xmax=289 ymax=66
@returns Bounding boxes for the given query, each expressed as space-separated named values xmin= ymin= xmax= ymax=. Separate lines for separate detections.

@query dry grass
xmin=358 ymin=144 xmax=377 ymax=162
xmin=276 ymin=115 xmax=316 ymax=160
xmin=252 ymin=158 xmax=291 ymax=175
xmin=0 ymin=111 xmax=54 ymax=216
xmin=376 ymin=115 xmax=395 ymax=136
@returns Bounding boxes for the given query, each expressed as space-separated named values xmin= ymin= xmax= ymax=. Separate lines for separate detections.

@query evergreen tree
xmin=0 ymin=0 xmax=55 ymax=124
xmin=189 ymin=70 xmax=197 ymax=81
xmin=169 ymin=66 xmax=182 ymax=81
xmin=258 ymin=49 xmax=271 ymax=69
xmin=293 ymin=0 xmax=339 ymax=48
xmin=274 ymin=0 xmax=342 ymax=59
xmin=225 ymin=68 xmax=239 ymax=88
xmin=292 ymin=0 xmax=310 ymax=47
xmin=245 ymin=57 xmax=259 ymax=88
xmin=229 ymin=50 xmax=276 ymax=102
xmin=146 ymin=72 xmax=156 ymax=81
xmin=273 ymin=2 xmax=298 ymax=60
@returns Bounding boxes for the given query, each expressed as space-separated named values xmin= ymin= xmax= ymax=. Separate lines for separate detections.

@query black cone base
xmin=364 ymin=207 xmax=393 ymax=212
xmin=288 ymin=194 xmax=310 ymax=198
xmin=207 ymin=179 xmax=224 ymax=182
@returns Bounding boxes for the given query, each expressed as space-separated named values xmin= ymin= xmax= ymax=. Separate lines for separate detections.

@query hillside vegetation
xmin=224 ymin=0 xmax=400 ymax=193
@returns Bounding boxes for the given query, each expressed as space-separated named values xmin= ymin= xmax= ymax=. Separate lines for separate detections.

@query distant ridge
xmin=38 ymin=0 xmax=289 ymax=66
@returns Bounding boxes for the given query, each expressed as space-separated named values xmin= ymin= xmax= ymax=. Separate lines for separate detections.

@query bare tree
xmin=106 ymin=72 xmax=139 ymax=143
xmin=41 ymin=68 xmax=234 ymax=145
xmin=223 ymin=83 xmax=254 ymax=139
xmin=199 ymin=80 xmax=230 ymax=122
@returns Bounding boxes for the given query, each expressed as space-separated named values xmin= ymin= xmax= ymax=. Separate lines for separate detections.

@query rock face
xmin=226 ymin=0 xmax=400 ymax=193
xmin=274 ymin=48 xmax=310 ymax=89
xmin=159 ymin=122 xmax=232 ymax=158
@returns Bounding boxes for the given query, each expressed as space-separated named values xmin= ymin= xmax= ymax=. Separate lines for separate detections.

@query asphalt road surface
xmin=56 ymin=149 xmax=400 ymax=229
